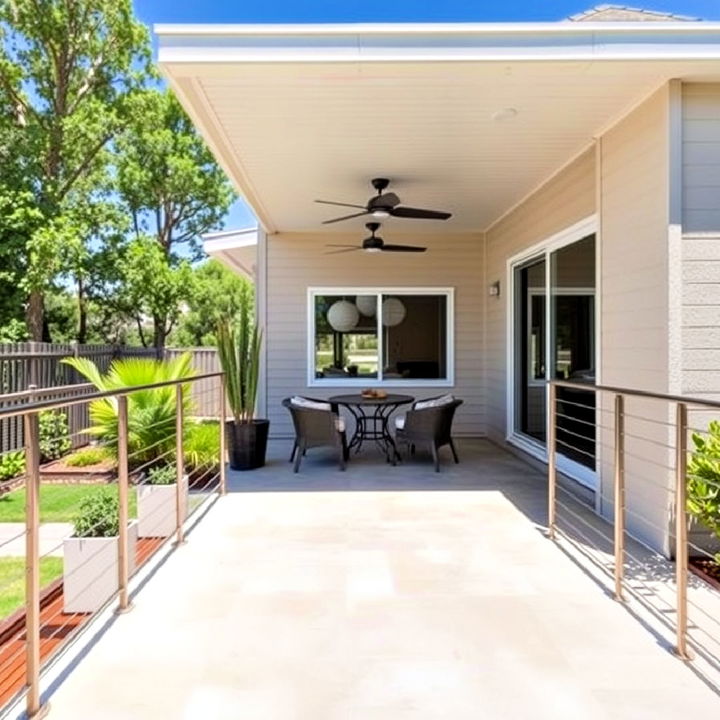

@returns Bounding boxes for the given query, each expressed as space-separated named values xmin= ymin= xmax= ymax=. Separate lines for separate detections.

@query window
xmin=309 ymin=288 xmax=454 ymax=386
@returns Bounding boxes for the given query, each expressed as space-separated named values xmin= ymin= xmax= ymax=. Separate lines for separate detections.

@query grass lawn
xmin=0 ymin=485 xmax=137 ymax=524
xmin=0 ymin=556 xmax=64 ymax=619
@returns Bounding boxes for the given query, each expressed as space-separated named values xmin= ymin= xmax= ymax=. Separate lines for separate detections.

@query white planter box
xmin=63 ymin=520 xmax=138 ymax=614
xmin=137 ymin=475 xmax=188 ymax=538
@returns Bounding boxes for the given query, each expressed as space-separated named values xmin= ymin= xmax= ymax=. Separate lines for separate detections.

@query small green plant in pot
xmin=216 ymin=307 xmax=269 ymax=471
xmin=137 ymin=463 xmax=187 ymax=539
xmin=687 ymin=421 xmax=720 ymax=568
xmin=63 ymin=490 xmax=138 ymax=613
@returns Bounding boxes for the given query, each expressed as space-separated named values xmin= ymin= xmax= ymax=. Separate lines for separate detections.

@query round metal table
xmin=329 ymin=394 xmax=414 ymax=464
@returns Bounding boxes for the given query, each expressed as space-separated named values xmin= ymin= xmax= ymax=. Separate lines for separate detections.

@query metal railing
xmin=0 ymin=372 xmax=226 ymax=718
xmin=548 ymin=379 xmax=720 ymax=669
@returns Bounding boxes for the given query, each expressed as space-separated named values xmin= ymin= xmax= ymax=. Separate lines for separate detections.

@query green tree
xmin=116 ymin=87 xmax=235 ymax=261
xmin=0 ymin=0 xmax=151 ymax=340
xmin=170 ymin=260 xmax=253 ymax=346
xmin=116 ymin=236 xmax=193 ymax=353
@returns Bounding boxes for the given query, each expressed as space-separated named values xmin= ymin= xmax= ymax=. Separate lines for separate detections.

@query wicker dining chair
xmin=282 ymin=397 xmax=349 ymax=473
xmin=394 ymin=396 xmax=463 ymax=472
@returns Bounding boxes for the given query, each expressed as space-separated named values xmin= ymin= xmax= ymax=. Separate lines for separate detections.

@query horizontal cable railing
xmin=548 ymin=379 xmax=720 ymax=677
xmin=0 ymin=372 xmax=226 ymax=718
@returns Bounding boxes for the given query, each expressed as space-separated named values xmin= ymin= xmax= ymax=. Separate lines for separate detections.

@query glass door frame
xmin=505 ymin=214 xmax=599 ymax=490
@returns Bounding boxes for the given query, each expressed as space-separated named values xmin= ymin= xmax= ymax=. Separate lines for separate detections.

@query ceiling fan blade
xmin=322 ymin=211 xmax=369 ymax=224
xmin=326 ymin=244 xmax=359 ymax=248
xmin=325 ymin=247 xmax=361 ymax=255
xmin=315 ymin=200 xmax=367 ymax=209
xmin=390 ymin=206 xmax=452 ymax=220
xmin=368 ymin=192 xmax=400 ymax=209
xmin=381 ymin=244 xmax=427 ymax=253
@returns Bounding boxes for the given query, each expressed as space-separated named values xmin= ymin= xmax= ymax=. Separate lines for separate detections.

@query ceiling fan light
xmin=372 ymin=210 xmax=390 ymax=218
xmin=364 ymin=247 xmax=381 ymax=253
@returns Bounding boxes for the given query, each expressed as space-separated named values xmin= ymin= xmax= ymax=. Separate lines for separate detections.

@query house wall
xmin=598 ymin=84 xmax=674 ymax=554
xmin=682 ymin=84 xmax=720 ymax=401
xmin=484 ymin=148 xmax=597 ymax=444
xmin=264 ymin=232 xmax=484 ymax=438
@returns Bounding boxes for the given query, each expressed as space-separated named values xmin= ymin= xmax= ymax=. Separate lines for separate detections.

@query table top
xmin=329 ymin=393 xmax=415 ymax=407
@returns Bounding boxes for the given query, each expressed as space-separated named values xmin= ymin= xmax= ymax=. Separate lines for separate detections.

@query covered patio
xmin=33 ymin=440 xmax=720 ymax=718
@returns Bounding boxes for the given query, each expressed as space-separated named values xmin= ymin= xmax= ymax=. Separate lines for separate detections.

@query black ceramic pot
xmin=226 ymin=419 xmax=270 ymax=471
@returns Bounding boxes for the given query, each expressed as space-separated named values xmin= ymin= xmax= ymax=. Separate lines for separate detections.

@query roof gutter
xmin=156 ymin=21 xmax=720 ymax=64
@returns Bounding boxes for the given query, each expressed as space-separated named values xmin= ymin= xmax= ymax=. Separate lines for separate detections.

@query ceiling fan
xmin=325 ymin=222 xmax=426 ymax=254
xmin=316 ymin=178 xmax=452 ymax=224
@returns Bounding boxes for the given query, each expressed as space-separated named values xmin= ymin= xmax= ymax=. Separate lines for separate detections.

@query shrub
xmin=146 ymin=464 xmax=176 ymax=486
xmin=61 ymin=354 xmax=195 ymax=468
xmin=39 ymin=410 xmax=71 ymax=462
xmin=72 ymin=490 xmax=119 ymax=538
xmin=687 ymin=420 xmax=720 ymax=565
xmin=0 ymin=450 xmax=25 ymax=482
xmin=184 ymin=421 xmax=220 ymax=471
xmin=65 ymin=447 xmax=110 ymax=467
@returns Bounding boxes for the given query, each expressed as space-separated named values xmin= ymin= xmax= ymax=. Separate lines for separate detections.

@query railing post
xmin=613 ymin=394 xmax=625 ymax=602
xmin=219 ymin=375 xmax=227 ymax=496
xmin=24 ymin=411 xmax=47 ymax=718
xmin=117 ymin=395 xmax=131 ymax=613
xmin=675 ymin=401 xmax=691 ymax=660
xmin=175 ymin=384 xmax=185 ymax=545
xmin=547 ymin=382 xmax=557 ymax=539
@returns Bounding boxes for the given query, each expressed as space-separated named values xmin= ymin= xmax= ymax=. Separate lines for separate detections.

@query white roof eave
xmin=156 ymin=21 xmax=720 ymax=64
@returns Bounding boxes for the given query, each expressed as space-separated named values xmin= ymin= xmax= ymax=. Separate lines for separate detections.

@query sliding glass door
xmin=514 ymin=257 xmax=547 ymax=443
xmin=512 ymin=232 xmax=597 ymax=483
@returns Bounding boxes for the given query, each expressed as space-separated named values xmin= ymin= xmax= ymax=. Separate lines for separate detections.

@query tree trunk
xmin=77 ymin=276 xmax=87 ymax=344
xmin=26 ymin=290 xmax=44 ymax=342
xmin=153 ymin=317 xmax=166 ymax=359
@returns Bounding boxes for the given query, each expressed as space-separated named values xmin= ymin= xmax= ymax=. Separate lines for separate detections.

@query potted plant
xmin=63 ymin=490 xmax=138 ymax=613
xmin=137 ymin=463 xmax=187 ymax=538
xmin=216 ymin=308 xmax=269 ymax=470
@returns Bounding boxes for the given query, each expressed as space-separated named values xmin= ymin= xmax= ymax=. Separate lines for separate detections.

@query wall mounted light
xmin=489 ymin=281 xmax=501 ymax=297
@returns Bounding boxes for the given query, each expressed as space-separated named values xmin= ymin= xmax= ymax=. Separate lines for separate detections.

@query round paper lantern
xmin=382 ymin=297 xmax=406 ymax=327
xmin=355 ymin=295 xmax=377 ymax=317
xmin=327 ymin=300 xmax=359 ymax=332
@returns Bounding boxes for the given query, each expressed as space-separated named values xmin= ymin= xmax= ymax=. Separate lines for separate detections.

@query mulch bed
xmin=0 ymin=536 xmax=164 ymax=708
xmin=689 ymin=558 xmax=720 ymax=592
xmin=38 ymin=457 xmax=116 ymax=484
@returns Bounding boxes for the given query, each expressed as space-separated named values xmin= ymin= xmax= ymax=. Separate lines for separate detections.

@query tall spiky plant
xmin=216 ymin=305 xmax=262 ymax=424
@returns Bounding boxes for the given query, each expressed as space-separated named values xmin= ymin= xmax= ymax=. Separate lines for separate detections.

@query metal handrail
xmin=0 ymin=382 xmax=94 ymax=403
xmin=8 ymin=371 xmax=227 ymax=718
xmin=546 ymin=378 xmax=711 ymax=662
xmin=552 ymin=378 xmax=720 ymax=410
xmin=0 ymin=372 xmax=224 ymax=420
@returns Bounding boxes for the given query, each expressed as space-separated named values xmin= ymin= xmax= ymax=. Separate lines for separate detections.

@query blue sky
xmin=136 ymin=1 xmax=720 ymax=24
xmin=135 ymin=0 xmax=720 ymax=231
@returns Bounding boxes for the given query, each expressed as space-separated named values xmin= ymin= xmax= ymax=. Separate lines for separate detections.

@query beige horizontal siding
xmin=484 ymin=148 xmax=596 ymax=444
xmin=682 ymin=84 xmax=720 ymax=233
xmin=683 ymin=234 xmax=720 ymax=396
xmin=265 ymin=232 xmax=484 ymax=438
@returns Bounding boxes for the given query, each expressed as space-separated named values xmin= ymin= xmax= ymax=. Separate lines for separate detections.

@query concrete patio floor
xmin=32 ymin=440 xmax=720 ymax=719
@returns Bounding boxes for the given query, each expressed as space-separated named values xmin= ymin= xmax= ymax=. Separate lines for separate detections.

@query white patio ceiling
xmin=157 ymin=23 xmax=720 ymax=234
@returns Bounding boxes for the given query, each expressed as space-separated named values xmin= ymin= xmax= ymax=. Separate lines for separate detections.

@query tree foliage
xmin=0 ymin=2 xmax=241 ymax=349
xmin=0 ymin=0 xmax=151 ymax=339
xmin=117 ymin=88 xmax=235 ymax=261
xmin=170 ymin=259 xmax=253 ymax=346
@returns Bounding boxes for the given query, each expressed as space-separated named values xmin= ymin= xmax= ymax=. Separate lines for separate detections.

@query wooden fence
xmin=0 ymin=343 xmax=157 ymax=456
xmin=165 ymin=347 xmax=221 ymax=418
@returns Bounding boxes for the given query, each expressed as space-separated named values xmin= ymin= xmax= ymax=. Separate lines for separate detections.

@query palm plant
xmin=62 ymin=353 xmax=195 ymax=467
xmin=216 ymin=308 xmax=262 ymax=424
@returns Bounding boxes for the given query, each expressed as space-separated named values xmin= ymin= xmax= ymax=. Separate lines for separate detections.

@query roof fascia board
xmin=157 ymin=23 xmax=720 ymax=64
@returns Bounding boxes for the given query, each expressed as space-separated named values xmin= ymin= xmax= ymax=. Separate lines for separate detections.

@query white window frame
xmin=307 ymin=287 xmax=455 ymax=388
xmin=505 ymin=214 xmax=599 ymax=491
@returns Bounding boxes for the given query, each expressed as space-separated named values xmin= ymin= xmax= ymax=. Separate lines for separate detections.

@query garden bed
xmin=39 ymin=456 xmax=116 ymax=484
xmin=690 ymin=558 xmax=720 ymax=592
